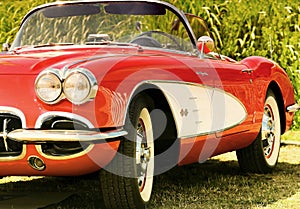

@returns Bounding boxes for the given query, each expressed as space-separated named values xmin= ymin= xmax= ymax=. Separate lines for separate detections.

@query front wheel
xmin=236 ymin=90 xmax=281 ymax=173
xmin=100 ymin=95 xmax=154 ymax=209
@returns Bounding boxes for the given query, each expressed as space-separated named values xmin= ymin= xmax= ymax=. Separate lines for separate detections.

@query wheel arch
xmin=127 ymin=83 xmax=178 ymax=155
xmin=267 ymin=81 xmax=286 ymax=134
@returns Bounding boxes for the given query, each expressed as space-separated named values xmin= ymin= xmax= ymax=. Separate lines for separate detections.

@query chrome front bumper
xmin=287 ymin=103 xmax=300 ymax=113
xmin=6 ymin=129 xmax=127 ymax=143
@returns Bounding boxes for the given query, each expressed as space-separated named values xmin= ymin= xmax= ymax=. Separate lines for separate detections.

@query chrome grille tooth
xmin=3 ymin=118 xmax=10 ymax=151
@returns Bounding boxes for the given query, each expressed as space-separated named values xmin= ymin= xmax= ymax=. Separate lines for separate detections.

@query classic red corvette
xmin=0 ymin=0 xmax=298 ymax=208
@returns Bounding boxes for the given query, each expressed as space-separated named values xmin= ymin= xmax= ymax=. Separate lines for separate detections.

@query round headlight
xmin=35 ymin=71 xmax=62 ymax=104
xmin=64 ymin=70 xmax=95 ymax=104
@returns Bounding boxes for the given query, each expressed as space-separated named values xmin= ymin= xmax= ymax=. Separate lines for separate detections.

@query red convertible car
xmin=0 ymin=0 xmax=298 ymax=208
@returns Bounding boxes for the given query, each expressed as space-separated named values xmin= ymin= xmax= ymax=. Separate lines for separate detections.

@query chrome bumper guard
xmin=287 ymin=103 xmax=300 ymax=113
xmin=6 ymin=129 xmax=127 ymax=143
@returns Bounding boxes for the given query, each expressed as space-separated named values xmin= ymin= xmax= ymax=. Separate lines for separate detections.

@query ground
xmin=0 ymin=144 xmax=299 ymax=209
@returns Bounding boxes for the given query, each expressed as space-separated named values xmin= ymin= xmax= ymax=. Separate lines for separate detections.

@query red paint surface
xmin=0 ymin=46 xmax=296 ymax=174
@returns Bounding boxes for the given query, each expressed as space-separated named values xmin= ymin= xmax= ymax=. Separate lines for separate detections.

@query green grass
xmin=282 ymin=131 xmax=300 ymax=142
xmin=0 ymin=145 xmax=299 ymax=209
xmin=148 ymin=146 xmax=300 ymax=209
xmin=260 ymin=192 xmax=300 ymax=209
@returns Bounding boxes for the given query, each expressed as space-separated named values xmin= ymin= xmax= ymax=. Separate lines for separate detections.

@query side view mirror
xmin=2 ymin=43 xmax=10 ymax=52
xmin=197 ymin=36 xmax=215 ymax=58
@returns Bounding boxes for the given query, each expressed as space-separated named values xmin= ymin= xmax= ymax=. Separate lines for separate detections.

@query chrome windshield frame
xmin=12 ymin=0 xmax=198 ymax=54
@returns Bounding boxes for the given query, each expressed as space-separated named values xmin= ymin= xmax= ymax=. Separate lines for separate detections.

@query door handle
xmin=242 ymin=69 xmax=253 ymax=74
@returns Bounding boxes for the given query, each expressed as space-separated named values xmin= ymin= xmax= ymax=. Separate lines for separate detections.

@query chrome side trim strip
xmin=7 ymin=129 xmax=127 ymax=143
xmin=287 ymin=103 xmax=300 ymax=113
xmin=127 ymin=80 xmax=247 ymax=138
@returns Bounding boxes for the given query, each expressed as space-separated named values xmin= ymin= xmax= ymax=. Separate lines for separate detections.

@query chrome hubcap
xmin=261 ymin=105 xmax=275 ymax=157
xmin=136 ymin=121 xmax=151 ymax=192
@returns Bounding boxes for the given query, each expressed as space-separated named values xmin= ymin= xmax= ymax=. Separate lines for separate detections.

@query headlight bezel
xmin=63 ymin=68 xmax=98 ymax=105
xmin=35 ymin=67 xmax=98 ymax=105
xmin=35 ymin=68 xmax=63 ymax=104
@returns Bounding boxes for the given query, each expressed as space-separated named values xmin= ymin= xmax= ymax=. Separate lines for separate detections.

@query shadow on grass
xmin=149 ymin=160 xmax=300 ymax=208
xmin=0 ymin=151 xmax=299 ymax=208
xmin=0 ymin=173 xmax=105 ymax=209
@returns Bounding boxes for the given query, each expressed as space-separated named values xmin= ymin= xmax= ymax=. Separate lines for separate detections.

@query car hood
xmin=0 ymin=47 xmax=141 ymax=75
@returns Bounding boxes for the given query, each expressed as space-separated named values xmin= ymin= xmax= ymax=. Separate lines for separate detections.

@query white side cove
xmin=150 ymin=81 xmax=247 ymax=138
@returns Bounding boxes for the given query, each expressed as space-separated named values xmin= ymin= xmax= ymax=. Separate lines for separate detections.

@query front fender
xmin=241 ymin=56 xmax=296 ymax=132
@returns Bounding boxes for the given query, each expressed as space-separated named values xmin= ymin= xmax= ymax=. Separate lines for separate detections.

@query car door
xmin=210 ymin=59 xmax=255 ymax=138
xmin=174 ymin=56 xmax=255 ymax=165
xmin=185 ymin=13 xmax=255 ymax=139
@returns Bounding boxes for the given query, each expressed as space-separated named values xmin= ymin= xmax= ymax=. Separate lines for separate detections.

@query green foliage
xmin=169 ymin=0 xmax=300 ymax=128
xmin=0 ymin=0 xmax=300 ymax=128
xmin=0 ymin=0 xmax=56 ymax=44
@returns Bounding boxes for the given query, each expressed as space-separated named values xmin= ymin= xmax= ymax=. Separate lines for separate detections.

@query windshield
xmin=11 ymin=1 xmax=196 ymax=53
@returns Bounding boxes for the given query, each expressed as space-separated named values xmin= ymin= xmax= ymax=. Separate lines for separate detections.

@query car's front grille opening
xmin=41 ymin=117 xmax=90 ymax=130
xmin=40 ymin=116 xmax=91 ymax=156
xmin=0 ymin=114 xmax=23 ymax=156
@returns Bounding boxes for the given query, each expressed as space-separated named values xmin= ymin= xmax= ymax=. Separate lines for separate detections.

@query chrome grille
xmin=0 ymin=114 xmax=23 ymax=156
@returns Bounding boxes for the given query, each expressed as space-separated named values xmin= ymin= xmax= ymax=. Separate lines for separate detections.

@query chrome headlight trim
xmin=35 ymin=68 xmax=98 ymax=105
xmin=63 ymin=68 xmax=98 ymax=105
xmin=35 ymin=68 xmax=63 ymax=104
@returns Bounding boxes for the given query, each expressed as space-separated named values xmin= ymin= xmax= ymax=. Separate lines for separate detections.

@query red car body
xmin=0 ymin=0 xmax=298 ymax=208
xmin=0 ymin=46 xmax=295 ymax=175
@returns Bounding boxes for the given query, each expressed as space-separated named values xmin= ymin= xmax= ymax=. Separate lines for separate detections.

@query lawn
xmin=282 ymin=131 xmax=300 ymax=143
xmin=148 ymin=144 xmax=300 ymax=209
xmin=0 ymin=143 xmax=299 ymax=209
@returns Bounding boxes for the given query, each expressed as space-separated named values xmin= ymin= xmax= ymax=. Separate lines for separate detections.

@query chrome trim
xmin=0 ymin=106 xmax=27 ymax=127
xmin=51 ymin=119 xmax=89 ymax=128
xmin=125 ymin=80 xmax=248 ymax=138
xmin=35 ymin=67 xmax=98 ymax=105
xmin=35 ymin=111 xmax=94 ymax=128
xmin=36 ymin=143 xmax=95 ymax=161
xmin=2 ymin=118 xmax=10 ymax=151
xmin=287 ymin=103 xmax=300 ymax=113
xmin=7 ymin=129 xmax=127 ymax=143
xmin=28 ymin=156 xmax=46 ymax=171
xmin=35 ymin=111 xmax=96 ymax=160
xmin=0 ymin=146 xmax=27 ymax=162
xmin=241 ymin=69 xmax=253 ymax=74
xmin=198 ymin=36 xmax=214 ymax=59
xmin=0 ymin=106 xmax=27 ymax=161
xmin=34 ymin=68 xmax=64 ymax=104
xmin=63 ymin=68 xmax=98 ymax=105
xmin=2 ymin=43 xmax=9 ymax=52
xmin=16 ymin=0 xmax=199 ymax=51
